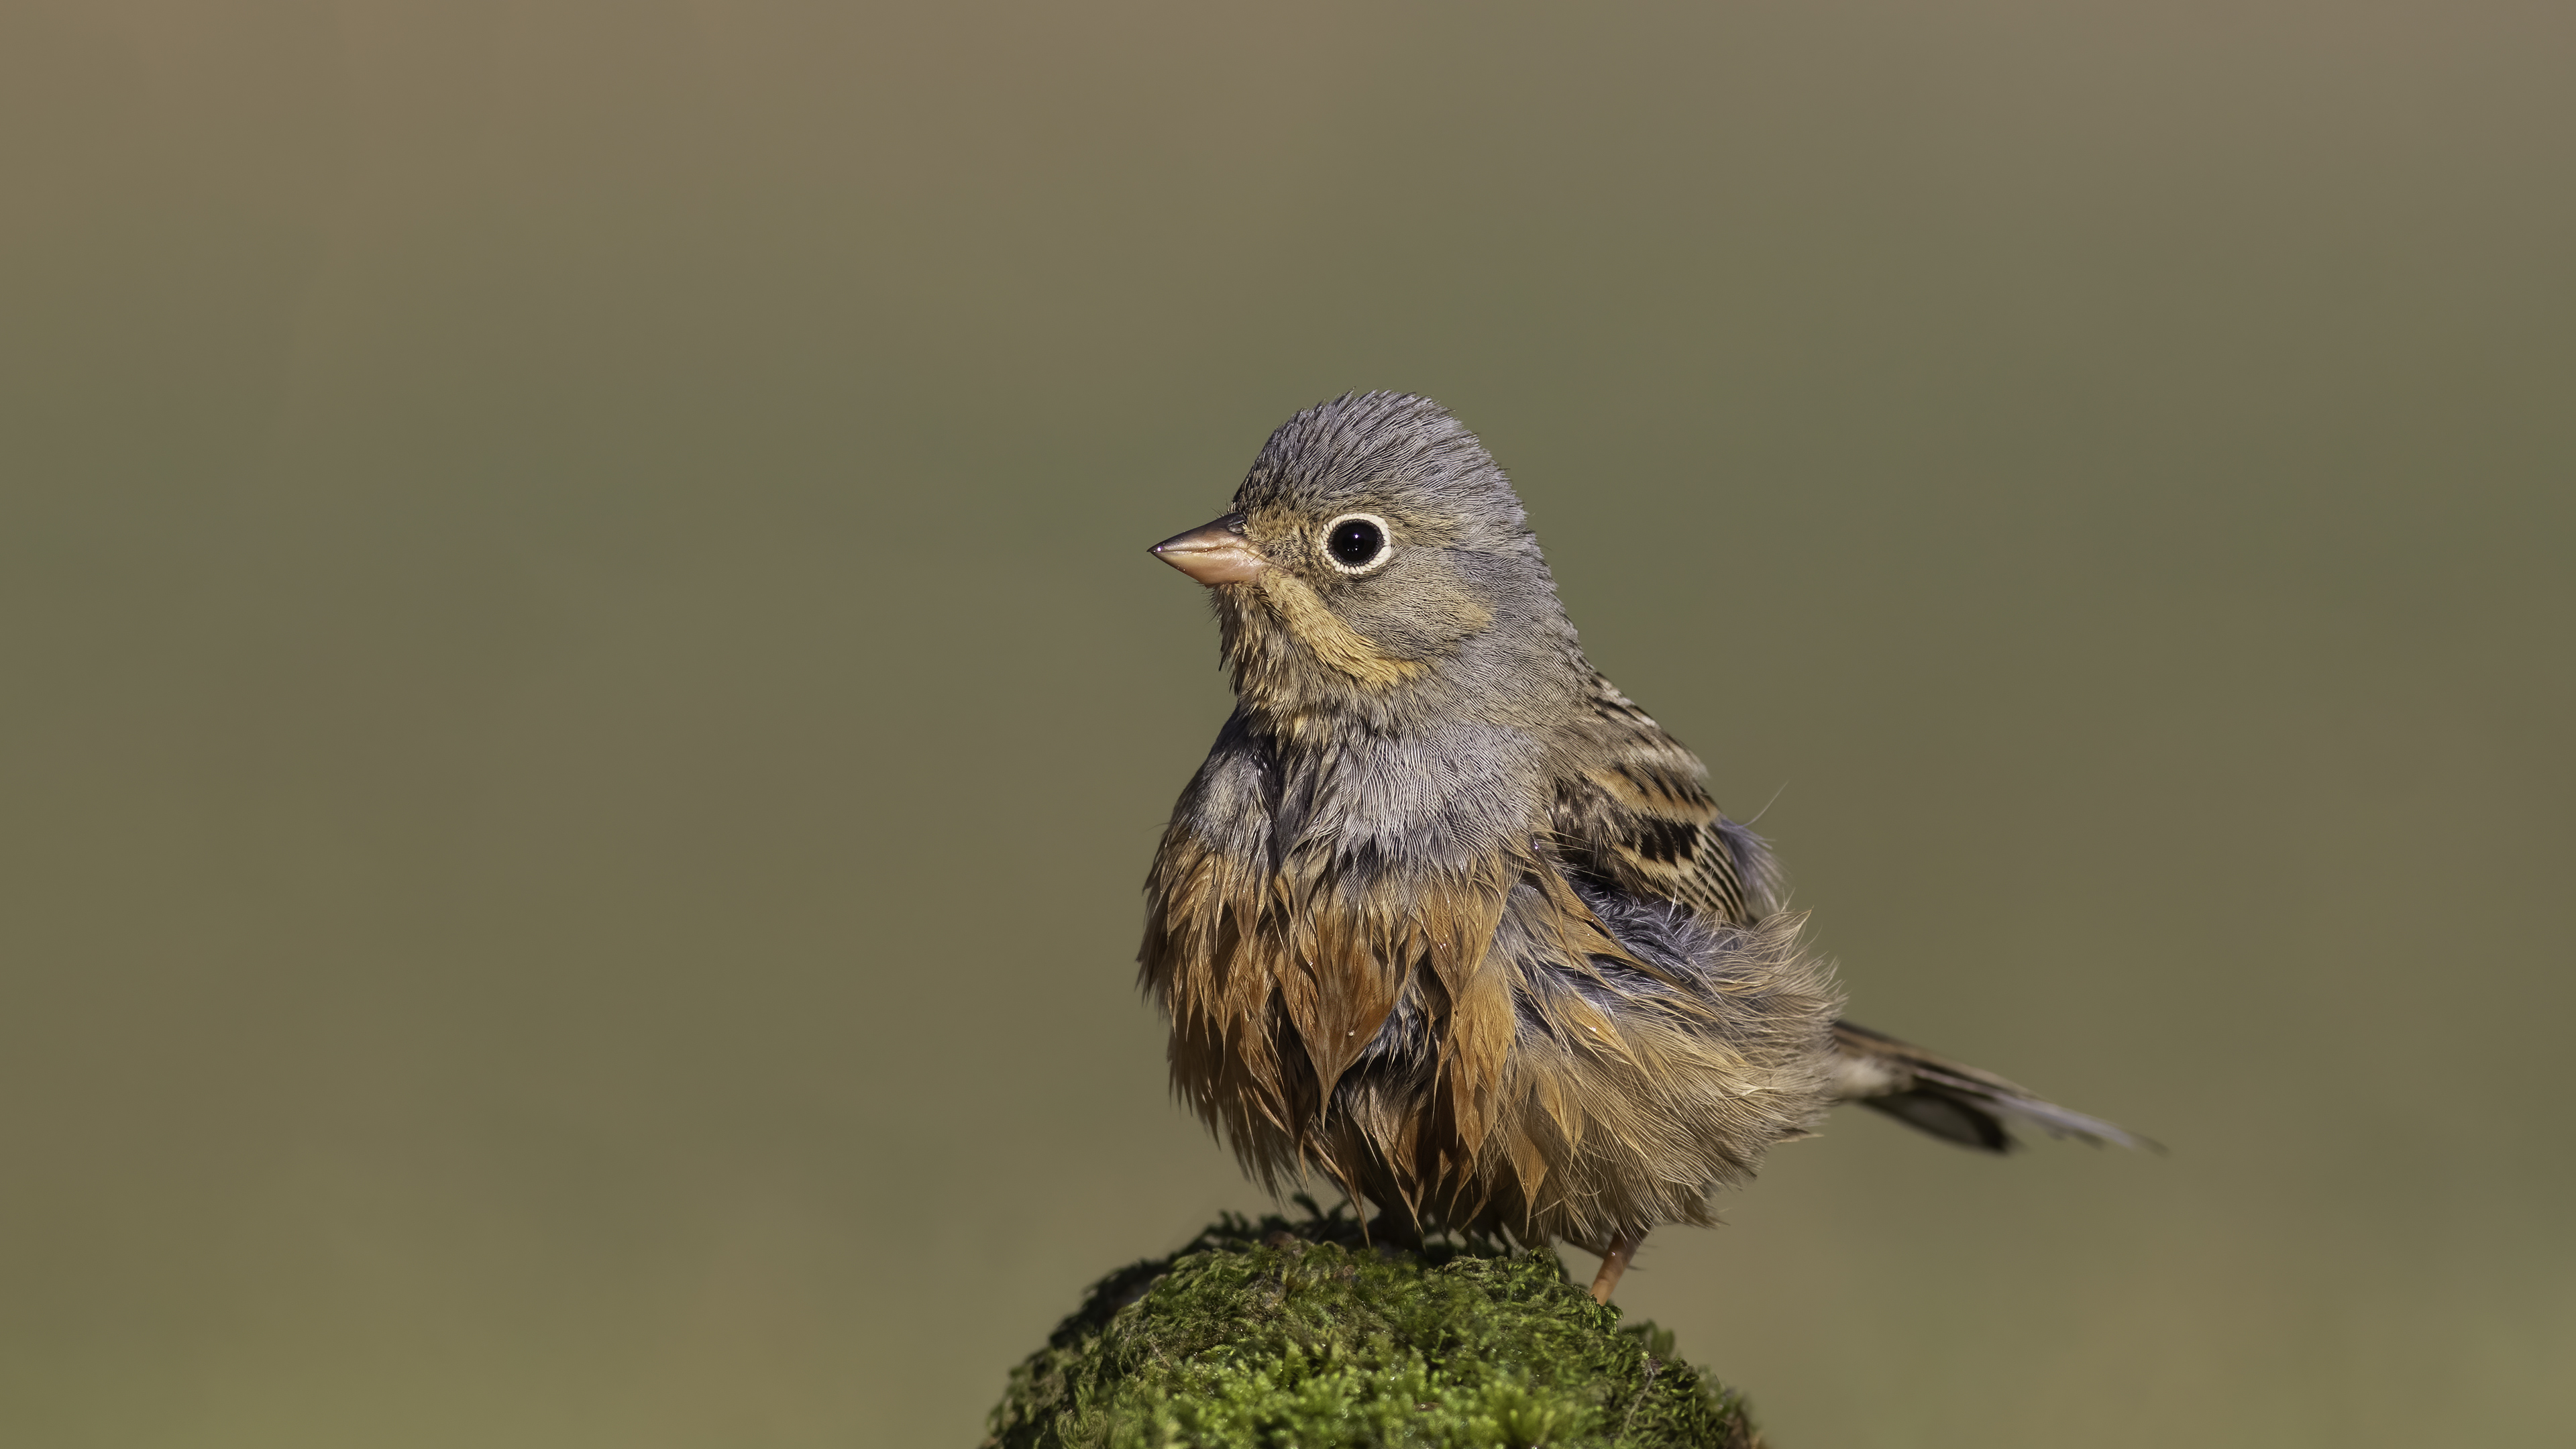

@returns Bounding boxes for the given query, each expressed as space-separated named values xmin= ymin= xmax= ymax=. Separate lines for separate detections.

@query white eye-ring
xmin=1320 ymin=513 xmax=1394 ymax=575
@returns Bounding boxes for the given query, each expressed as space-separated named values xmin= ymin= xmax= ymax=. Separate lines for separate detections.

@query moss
xmin=983 ymin=1203 xmax=1763 ymax=1449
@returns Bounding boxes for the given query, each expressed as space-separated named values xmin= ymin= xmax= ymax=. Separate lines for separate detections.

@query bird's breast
xmin=1243 ymin=720 xmax=1554 ymax=876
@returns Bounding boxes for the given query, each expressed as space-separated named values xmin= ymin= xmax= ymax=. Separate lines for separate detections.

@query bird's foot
xmin=1590 ymin=1231 xmax=1645 ymax=1304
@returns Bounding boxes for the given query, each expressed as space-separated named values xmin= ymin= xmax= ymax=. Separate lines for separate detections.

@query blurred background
xmin=3 ymin=1 xmax=2570 ymax=1445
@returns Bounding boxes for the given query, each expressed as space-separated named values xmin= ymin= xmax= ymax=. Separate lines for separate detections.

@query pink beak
xmin=1150 ymin=514 xmax=1268 ymax=586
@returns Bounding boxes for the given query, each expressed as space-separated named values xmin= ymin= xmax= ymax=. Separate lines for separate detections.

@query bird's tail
xmin=1828 ymin=1020 xmax=2158 ymax=1153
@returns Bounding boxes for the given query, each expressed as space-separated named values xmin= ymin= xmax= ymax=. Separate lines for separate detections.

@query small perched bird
xmin=1140 ymin=392 xmax=2145 ymax=1302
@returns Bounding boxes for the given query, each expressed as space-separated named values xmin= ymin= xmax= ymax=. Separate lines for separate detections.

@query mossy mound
xmin=983 ymin=1205 xmax=1762 ymax=1449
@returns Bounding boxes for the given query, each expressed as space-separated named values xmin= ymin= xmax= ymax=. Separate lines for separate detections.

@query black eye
xmin=1325 ymin=516 xmax=1387 ymax=570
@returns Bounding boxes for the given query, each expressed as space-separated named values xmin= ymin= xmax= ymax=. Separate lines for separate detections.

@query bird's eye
xmin=1322 ymin=513 xmax=1391 ymax=573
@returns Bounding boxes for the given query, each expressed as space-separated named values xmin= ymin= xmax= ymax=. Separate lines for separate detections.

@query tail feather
xmin=1830 ymin=1020 xmax=2159 ymax=1154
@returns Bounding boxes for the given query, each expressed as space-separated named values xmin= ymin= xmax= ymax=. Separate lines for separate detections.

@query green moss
xmin=983 ymin=1204 xmax=1763 ymax=1449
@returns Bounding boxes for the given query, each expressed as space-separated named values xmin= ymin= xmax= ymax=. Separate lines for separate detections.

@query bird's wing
xmin=1542 ymin=678 xmax=2157 ymax=1167
xmin=1548 ymin=674 xmax=1774 ymax=927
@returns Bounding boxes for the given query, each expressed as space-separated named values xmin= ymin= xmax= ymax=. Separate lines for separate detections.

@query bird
xmin=1138 ymin=391 xmax=2147 ymax=1303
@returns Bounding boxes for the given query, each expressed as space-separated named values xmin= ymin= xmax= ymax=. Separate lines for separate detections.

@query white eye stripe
xmin=1320 ymin=512 xmax=1395 ymax=575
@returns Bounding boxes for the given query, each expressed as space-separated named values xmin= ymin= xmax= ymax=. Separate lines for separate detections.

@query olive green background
xmin=3 ymin=3 xmax=2569 ymax=1446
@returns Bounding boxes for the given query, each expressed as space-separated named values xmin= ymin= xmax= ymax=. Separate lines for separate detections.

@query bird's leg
xmin=1590 ymin=1231 xmax=1646 ymax=1304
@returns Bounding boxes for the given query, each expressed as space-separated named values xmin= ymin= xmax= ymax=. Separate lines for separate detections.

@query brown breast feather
xmin=1141 ymin=790 xmax=1838 ymax=1248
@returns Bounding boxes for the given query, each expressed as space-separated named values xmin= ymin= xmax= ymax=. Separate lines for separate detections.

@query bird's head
xmin=1150 ymin=392 xmax=1586 ymax=729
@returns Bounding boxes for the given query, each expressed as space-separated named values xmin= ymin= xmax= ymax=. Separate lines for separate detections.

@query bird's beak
xmin=1150 ymin=513 xmax=1268 ymax=586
